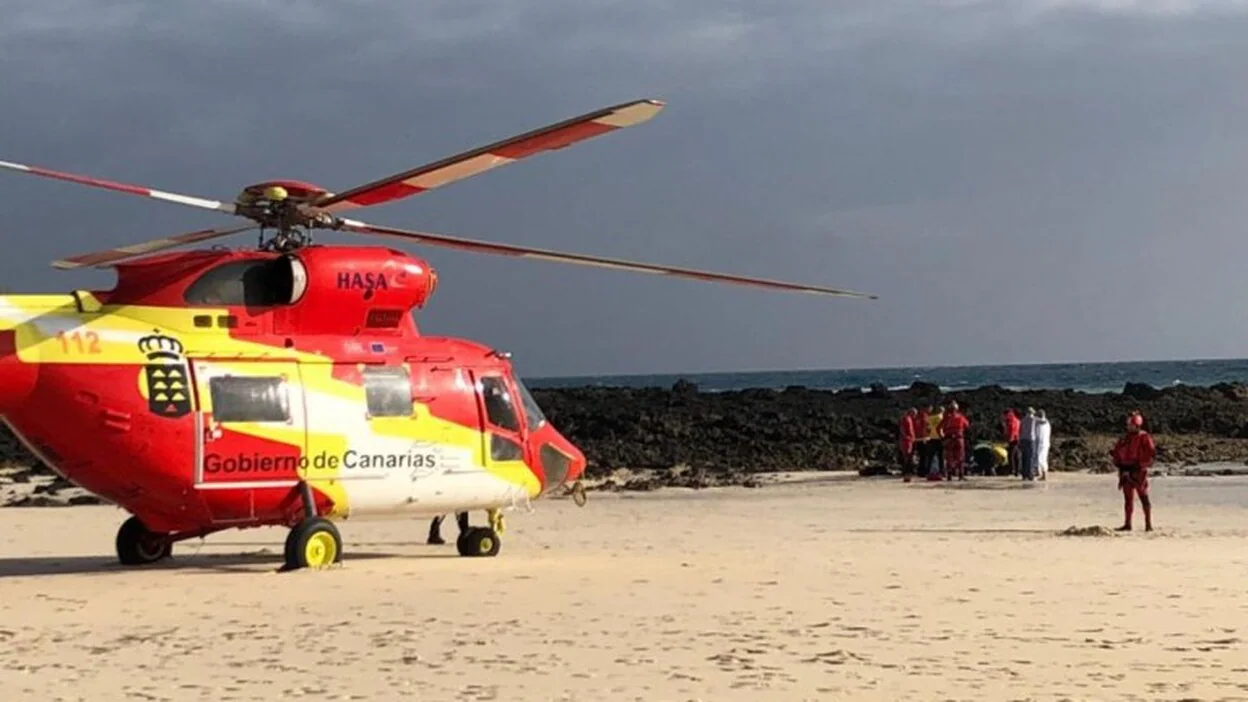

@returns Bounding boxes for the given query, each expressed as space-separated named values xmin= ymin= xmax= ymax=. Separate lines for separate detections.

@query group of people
xmin=896 ymin=401 xmax=1158 ymax=531
xmin=894 ymin=401 xmax=973 ymax=481
xmin=895 ymin=403 xmax=1054 ymax=481
xmin=1000 ymin=407 xmax=1053 ymax=480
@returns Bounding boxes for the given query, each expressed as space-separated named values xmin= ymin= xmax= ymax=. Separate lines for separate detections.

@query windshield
xmin=514 ymin=378 xmax=547 ymax=433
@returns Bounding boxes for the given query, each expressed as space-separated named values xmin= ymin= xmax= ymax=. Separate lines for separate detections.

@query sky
xmin=3 ymin=0 xmax=1248 ymax=377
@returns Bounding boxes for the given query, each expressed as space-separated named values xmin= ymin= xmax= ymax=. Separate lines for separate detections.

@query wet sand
xmin=2 ymin=472 xmax=1247 ymax=701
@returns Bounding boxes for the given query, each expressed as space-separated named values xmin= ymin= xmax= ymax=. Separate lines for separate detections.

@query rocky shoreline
xmin=4 ymin=380 xmax=1248 ymax=506
xmin=529 ymin=379 xmax=1248 ymax=492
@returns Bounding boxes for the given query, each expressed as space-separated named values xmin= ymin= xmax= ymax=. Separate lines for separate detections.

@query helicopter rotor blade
xmin=335 ymin=218 xmax=878 ymax=299
xmin=51 ymin=224 xmax=257 ymax=270
xmin=310 ymin=99 xmax=666 ymax=215
xmin=0 ymin=158 xmax=238 ymax=216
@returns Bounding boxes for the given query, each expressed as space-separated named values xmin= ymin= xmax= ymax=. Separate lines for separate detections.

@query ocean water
xmin=526 ymin=359 xmax=1248 ymax=394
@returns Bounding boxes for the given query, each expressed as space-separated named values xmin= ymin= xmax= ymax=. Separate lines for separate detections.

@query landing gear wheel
xmin=456 ymin=526 xmax=501 ymax=557
xmin=115 ymin=515 xmax=172 ymax=566
xmin=283 ymin=517 xmax=343 ymax=570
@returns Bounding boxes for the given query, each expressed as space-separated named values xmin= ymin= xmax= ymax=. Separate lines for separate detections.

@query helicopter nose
xmin=532 ymin=428 xmax=587 ymax=493
xmin=569 ymin=445 xmax=587 ymax=482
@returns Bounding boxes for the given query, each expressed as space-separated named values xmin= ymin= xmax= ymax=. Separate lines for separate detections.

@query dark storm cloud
xmin=3 ymin=1 xmax=1248 ymax=376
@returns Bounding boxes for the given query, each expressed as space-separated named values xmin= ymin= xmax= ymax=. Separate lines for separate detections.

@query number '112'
xmin=57 ymin=330 xmax=101 ymax=354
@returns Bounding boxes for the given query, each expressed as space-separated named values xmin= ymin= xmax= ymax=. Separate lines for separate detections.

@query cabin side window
xmin=208 ymin=376 xmax=290 ymax=422
xmin=480 ymin=376 xmax=521 ymax=433
xmin=490 ymin=434 xmax=524 ymax=462
xmin=362 ymin=366 xmax=413 ymax=418
xmin=183 ymin=257 xmax=305 ymax=307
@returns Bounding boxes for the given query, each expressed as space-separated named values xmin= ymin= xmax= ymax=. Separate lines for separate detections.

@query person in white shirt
xmin=1034 ymin=409 xmax=1051 ymax=480
xmin=1019 ymin=408 xmax=1037 ymax=480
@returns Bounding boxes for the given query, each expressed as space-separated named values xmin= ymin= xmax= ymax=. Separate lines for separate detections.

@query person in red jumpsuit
xmin=1111 ymin=411 xmax=1156 ymax=532
xmin=898 ymin=408 xmax=918 ymax=482
xmin=1001 ymin=408 xmax=1021 ymax=476
xmin=940 ymin=401 xmax=971 ymax=481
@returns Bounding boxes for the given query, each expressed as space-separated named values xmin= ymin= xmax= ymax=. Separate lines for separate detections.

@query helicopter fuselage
xmin=0 ymin=96 xmax=879 ymax=569
xmin=0 ymin=244 xmax=584 ymax=537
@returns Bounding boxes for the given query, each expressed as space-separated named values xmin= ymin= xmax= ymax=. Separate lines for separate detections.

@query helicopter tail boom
xmin=0 ymin=296 xmax=64 ymax=412
xmin=0 ymin=333 xmax=36 ymax=413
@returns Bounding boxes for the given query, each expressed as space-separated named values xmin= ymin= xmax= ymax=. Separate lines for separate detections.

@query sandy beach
xmin=2 ymin=472 xmax=1247 ymax=701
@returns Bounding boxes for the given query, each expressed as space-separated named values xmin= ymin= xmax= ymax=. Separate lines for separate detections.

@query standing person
xmin=1034 ymin=409 xmax=1052 ymax=480
xmin=898 ymin=408 xmax=918 ymax=483
xmin=915 ymin=405 xmax=932 ymax=477
xmin=925 ymin=404 xmax=946 ymax=480
xmin=1111 ymin=411 xmax=1156 ymax=532
xmin=940 ymin=401 xmax=971 ymax=481
xmin=1001 ymin=408 xmax=1021 ymax=476
xmin=1019 ymin=407 xmax=1037 ymax=480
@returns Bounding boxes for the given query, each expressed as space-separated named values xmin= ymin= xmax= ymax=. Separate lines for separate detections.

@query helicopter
xmin=0 ymin=98 xmax=877 ymax=572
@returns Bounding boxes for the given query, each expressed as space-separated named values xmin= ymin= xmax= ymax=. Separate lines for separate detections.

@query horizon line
xmin=526 ymin=354 xmax=1248 ymax=381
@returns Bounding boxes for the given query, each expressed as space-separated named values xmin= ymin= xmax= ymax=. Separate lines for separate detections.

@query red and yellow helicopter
xmin=0 ymin=98 xmax=876 ymax=571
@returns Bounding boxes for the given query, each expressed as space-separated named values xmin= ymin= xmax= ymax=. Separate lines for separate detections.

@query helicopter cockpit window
xmin=183 ymin=256 xmax=306 ymax=307
xmin=208 ymin=376 xmax=290 ymax=423
xmin=515 ymin=378 xmax=547 ymax=433
xmin=480 ymin=376 xmax=521 ymax=433
xmin=362 ymin=366 xmax=413 ymax=418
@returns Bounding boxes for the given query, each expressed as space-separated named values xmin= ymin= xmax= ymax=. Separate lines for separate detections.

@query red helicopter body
xmin=0 ymin=99 xmax=874 ymax=569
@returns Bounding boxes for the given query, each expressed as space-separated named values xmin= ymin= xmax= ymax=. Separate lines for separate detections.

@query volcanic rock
xmin=529 ymin=379 xmax=1248 ymax=488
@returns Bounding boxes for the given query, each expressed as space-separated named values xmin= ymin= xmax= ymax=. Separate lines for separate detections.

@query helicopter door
xmin=473 ymin=371 xmax=530 ymax=477
xmin=189 ymin=359 xmax=308 ymax=494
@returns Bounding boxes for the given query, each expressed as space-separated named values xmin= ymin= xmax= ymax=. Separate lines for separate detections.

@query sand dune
xmin=2 ymin=472 xmax=1247 ymax=701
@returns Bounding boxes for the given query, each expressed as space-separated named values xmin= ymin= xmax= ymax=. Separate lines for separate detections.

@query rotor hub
xmin=237 ymin=180 xmax=331 ymax=207
xmin=234 ymin=180 xmax=340 ymax=252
